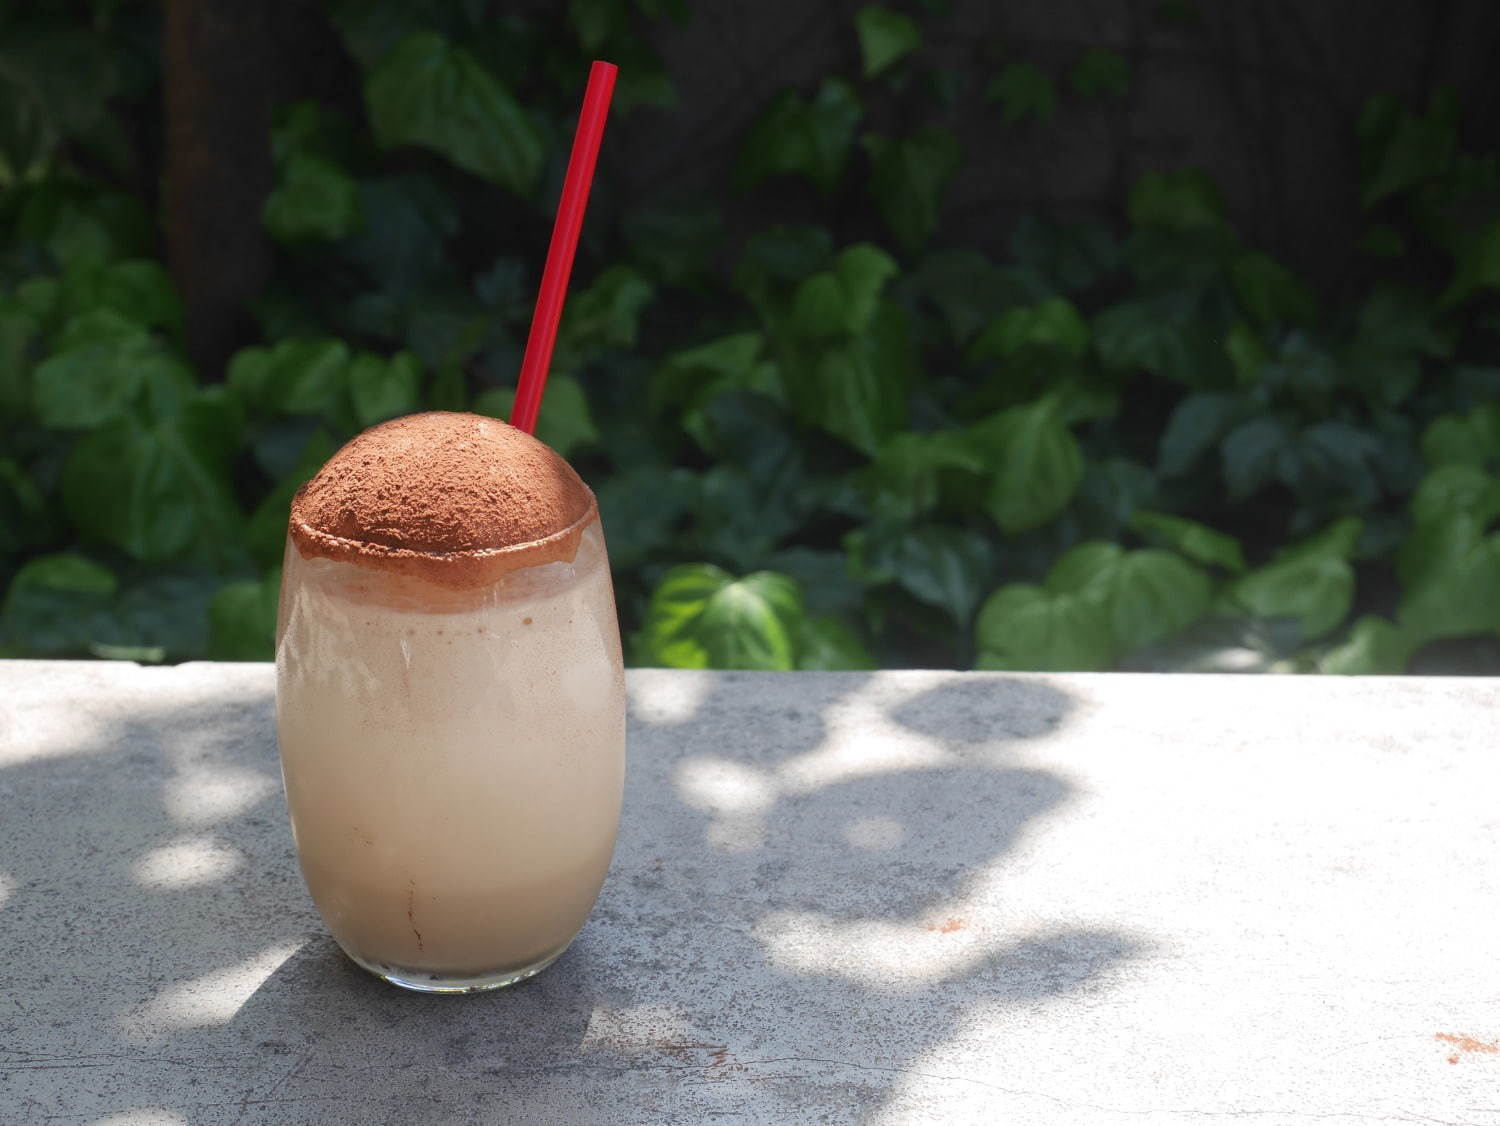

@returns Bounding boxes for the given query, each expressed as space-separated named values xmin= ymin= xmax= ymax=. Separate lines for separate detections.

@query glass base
xmin=343 ymin=945 xmax=567 ymax=994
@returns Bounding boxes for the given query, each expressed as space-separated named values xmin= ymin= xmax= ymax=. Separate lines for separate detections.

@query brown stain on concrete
xmin=927 ymin=918 xmax=967 ymax=933
xmin=1436 ymin=1032 xmax=1498 ymax=1062
xmin=655 ymin=1040 xmax=740 ymax=1074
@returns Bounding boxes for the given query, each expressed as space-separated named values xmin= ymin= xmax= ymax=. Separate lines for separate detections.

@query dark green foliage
xmin=2 ymin=2 xmax=1499 ymax=675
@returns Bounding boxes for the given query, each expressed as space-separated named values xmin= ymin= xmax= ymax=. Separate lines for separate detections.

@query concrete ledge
xmin=1 ymin=662 xmax=1497 ymax=1123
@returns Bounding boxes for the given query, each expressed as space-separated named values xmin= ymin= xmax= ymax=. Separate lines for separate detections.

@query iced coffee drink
xmin=275 ymin=412 xmax=625 ymax=993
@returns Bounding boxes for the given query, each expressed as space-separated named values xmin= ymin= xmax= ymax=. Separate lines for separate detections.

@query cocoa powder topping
xmin=289 ymin=412 xmax=597 ymax=589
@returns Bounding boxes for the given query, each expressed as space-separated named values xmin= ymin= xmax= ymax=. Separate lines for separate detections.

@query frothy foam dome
xmin=289 ymin=411 xmax=596 ymax=588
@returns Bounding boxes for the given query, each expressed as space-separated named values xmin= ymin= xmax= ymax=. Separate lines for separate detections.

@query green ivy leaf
xmin=848 ymin=523 xmax=995 ymax=625
xmin=1360 ymin=225 xmax=1406 ymax=259
xmin=270 ymin=339 xmax=352 ymax=417
xmin=970 ymin=396 xmax=1084 ymax=533
xmin=32 ymin=315 xmax=146 ymax=428
xmin=1046 ymin=541 xmax=1212 ymax=651
xmin=528 ymin=373 xmax=602 ymax=457
xmin=1359 ymin=89 xmax=1455 ymax=208
xmin=1226 ymin=520 xmax=1362 ymax=640
xmin=1008 ymin=215 xmax=1119 ymax=295
xmin=855 ymin=5 xmax=921 ymax=78
xmin=683 ymin=393 xmax=807 ymax=517
xmin=474 ymin=373 xmax=599 ymax=458
xmin=93 ymin=572 xmax=215 ymax=663
xmin=209 ymin=572 xmax=281 ymax=661
xmin=15 ymin=182 xmax=152 ymax=268
xmin=1318 ymin=616 xmax=1413 ymax=675
xmin=365 ymin=32 xmax=542 ymax=195
xmin=649 ymin=332 xmax=780 ymax=420
xmin=782 ymin=298 xmax=910 ymax=455
xmin=806 ymin=333 xmax=909 ymax=454
xmin=344 ymin=174 xmax=459 ymax=299
xmin=1276 ymin=515 xmax=1365 ymax=565
xmin=738 ymin=79 xmax=862 ymax=194
xmin=859 ymin=430 xmax=986 ymax=521
xmin=1231 ymin=251 xmax=1317 ymax=327
xmin=0 ymin=552 xmax=118 ymax=657
xmin=0 ymin=24 xmax=120 ymax=176
xmin=863 ymin=128 xmax=962 ymax=253
xmin=1410 ymin=464 xmax=1500 ymax=527
xmin=635 ymin=564 xmax=807 ymax=670
xmin=32 ymin=310 xmax=191 ymax=430
xmin=1067 ymin=457 xmax=1158 ymax=540
xmin=764 ymin=547 xmax=865 ymax=616
xmin=0 ymin=301 xmax=39 ymax=419
xmin=1421 ymin=403 xmax=1500 ymax=468
xmin=14 ymin=277 xmax=57 ymax=323
xmin=0 ymin=458 xmax=48 ymax=556
xmin=1285 ymin=421 xmax=1383 ymax=506
xmin=970 ymin=297 xmax=1089 ymax=363
xmin=270 ymin=99 xmax=353 ymax=164
xmin=61 ymin=392 xmax=245 ymax=564
xmin=1443 ymin=218 xmax=1500 ymax=306
xmin=230 ymin=338 xmax=352 ymax=418
xmin=1128 ymin=168 xmax=1227 ymax=232
xmin=1070 ymin=48 xmax=1130 ymax=98
xmin=1129 ymin=510 xmax=1247 ymax=572
xmin=985 ymin=63 xmax=1056 ymax=124
xmin=348 ymin=351 xmax=421 ymax=427
xmin=1221 ymin=416 xmax=1295 ymax=498
xmin=263 ymin=153 xmax=363 ymax=243
xmin=686 ymin=469 xmax=791 ymax=574
xmin=1158 ymin=391 xmax=1243 ymax=477
xmin=1229 ymin=555 xmax=1355 ymax=641
xmin=1094 ymin=293 xmax=1222 ymax=385
xmin=567 ymin=0 xmax=621 ymax=52
xmin=623 ymin=204 xmax=724 ymax=285
xmin=974 ymin=583 xmax=1114 ymax=670
xmin=613 ymin=58 xmax=678 ymax=115
xmin=554 ymin=265 xmax=655 ymax=371
xmin=790 ymin=243 xmax=899 ymax=340
xmin=1397 ymin=525 xmax=1500 ymax=645
xmin=246 ymin=428 xmax=337 ymax=568
xmin=1398 ymin=511 xmax=1483 ymax=600
xmin=594 ymin=466 xmax=699 ymax=572
xmin=831 ymin=243 xmax=900 ymax=334
xmin=1224 ymin=321 xmax=1267 ymax=386
xmin=736 ymin=225 xmax=836 ymax=298
xmin=72 ymin=260 xmax=181 ymax=333
xmin=796 ymin=614 xmax=876 ymax=670
xmin=1346 ymin=287 xmax=1453 ymax=407
xmin=908 ymin=250 xmax=1044 ymax=346
xmin=790 ymin=274 xmax=844 ymax=341
xmin=8 ymin=552 xmax=115 ymax=597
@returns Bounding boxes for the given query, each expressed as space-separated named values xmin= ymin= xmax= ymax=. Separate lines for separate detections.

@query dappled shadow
xmin=887 ymin=674 xmax=1072 ymax=745
xmin=0 ymin=663 xmax=1147 ymax=1124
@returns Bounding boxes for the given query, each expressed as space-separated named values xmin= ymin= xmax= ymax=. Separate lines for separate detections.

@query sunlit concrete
xmin=131 ymin=836 xmax=242 ymax=889
xmin=1 ymin=662 xmax=1496 ymax=1124
xmin=94 ymin=1111 xmax=189 ymax=1126
xmin=163 ymin=765 xmax=276 ymax=827
xmin=121 ymin=943 xmax=303 ymax=1043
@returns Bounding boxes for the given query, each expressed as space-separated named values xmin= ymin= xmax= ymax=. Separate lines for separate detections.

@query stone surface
xmin=0 ymin=661 xmax=1497 ymax=1124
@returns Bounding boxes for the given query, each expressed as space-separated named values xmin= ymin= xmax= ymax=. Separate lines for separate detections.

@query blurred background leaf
xmin=2 ymin=0 xmax=1499 ymax=676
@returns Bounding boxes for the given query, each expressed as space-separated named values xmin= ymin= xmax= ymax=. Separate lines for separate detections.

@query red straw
xmin=511 ymin=60 xmax=618 ymax=435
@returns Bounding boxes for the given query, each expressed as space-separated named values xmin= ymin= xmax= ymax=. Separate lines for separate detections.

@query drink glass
xmin=274 ymin=413 xmax=625 ymax=993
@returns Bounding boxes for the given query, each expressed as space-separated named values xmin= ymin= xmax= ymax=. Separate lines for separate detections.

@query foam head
xmin=289 ymin=412 xmax=596 ymax=589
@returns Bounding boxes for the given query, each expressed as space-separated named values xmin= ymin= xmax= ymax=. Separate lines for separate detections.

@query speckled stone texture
xmin=1 ymin=662 xmax=1496 ymax=1125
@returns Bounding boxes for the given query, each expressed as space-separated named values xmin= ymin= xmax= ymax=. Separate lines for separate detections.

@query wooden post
xmin=161 ymin=0 xmax=274 ymax=378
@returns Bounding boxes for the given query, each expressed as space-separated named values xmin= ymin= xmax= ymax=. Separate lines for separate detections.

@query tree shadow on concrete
xmin=0 ymin=665 xmax=1146 ymax=1124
